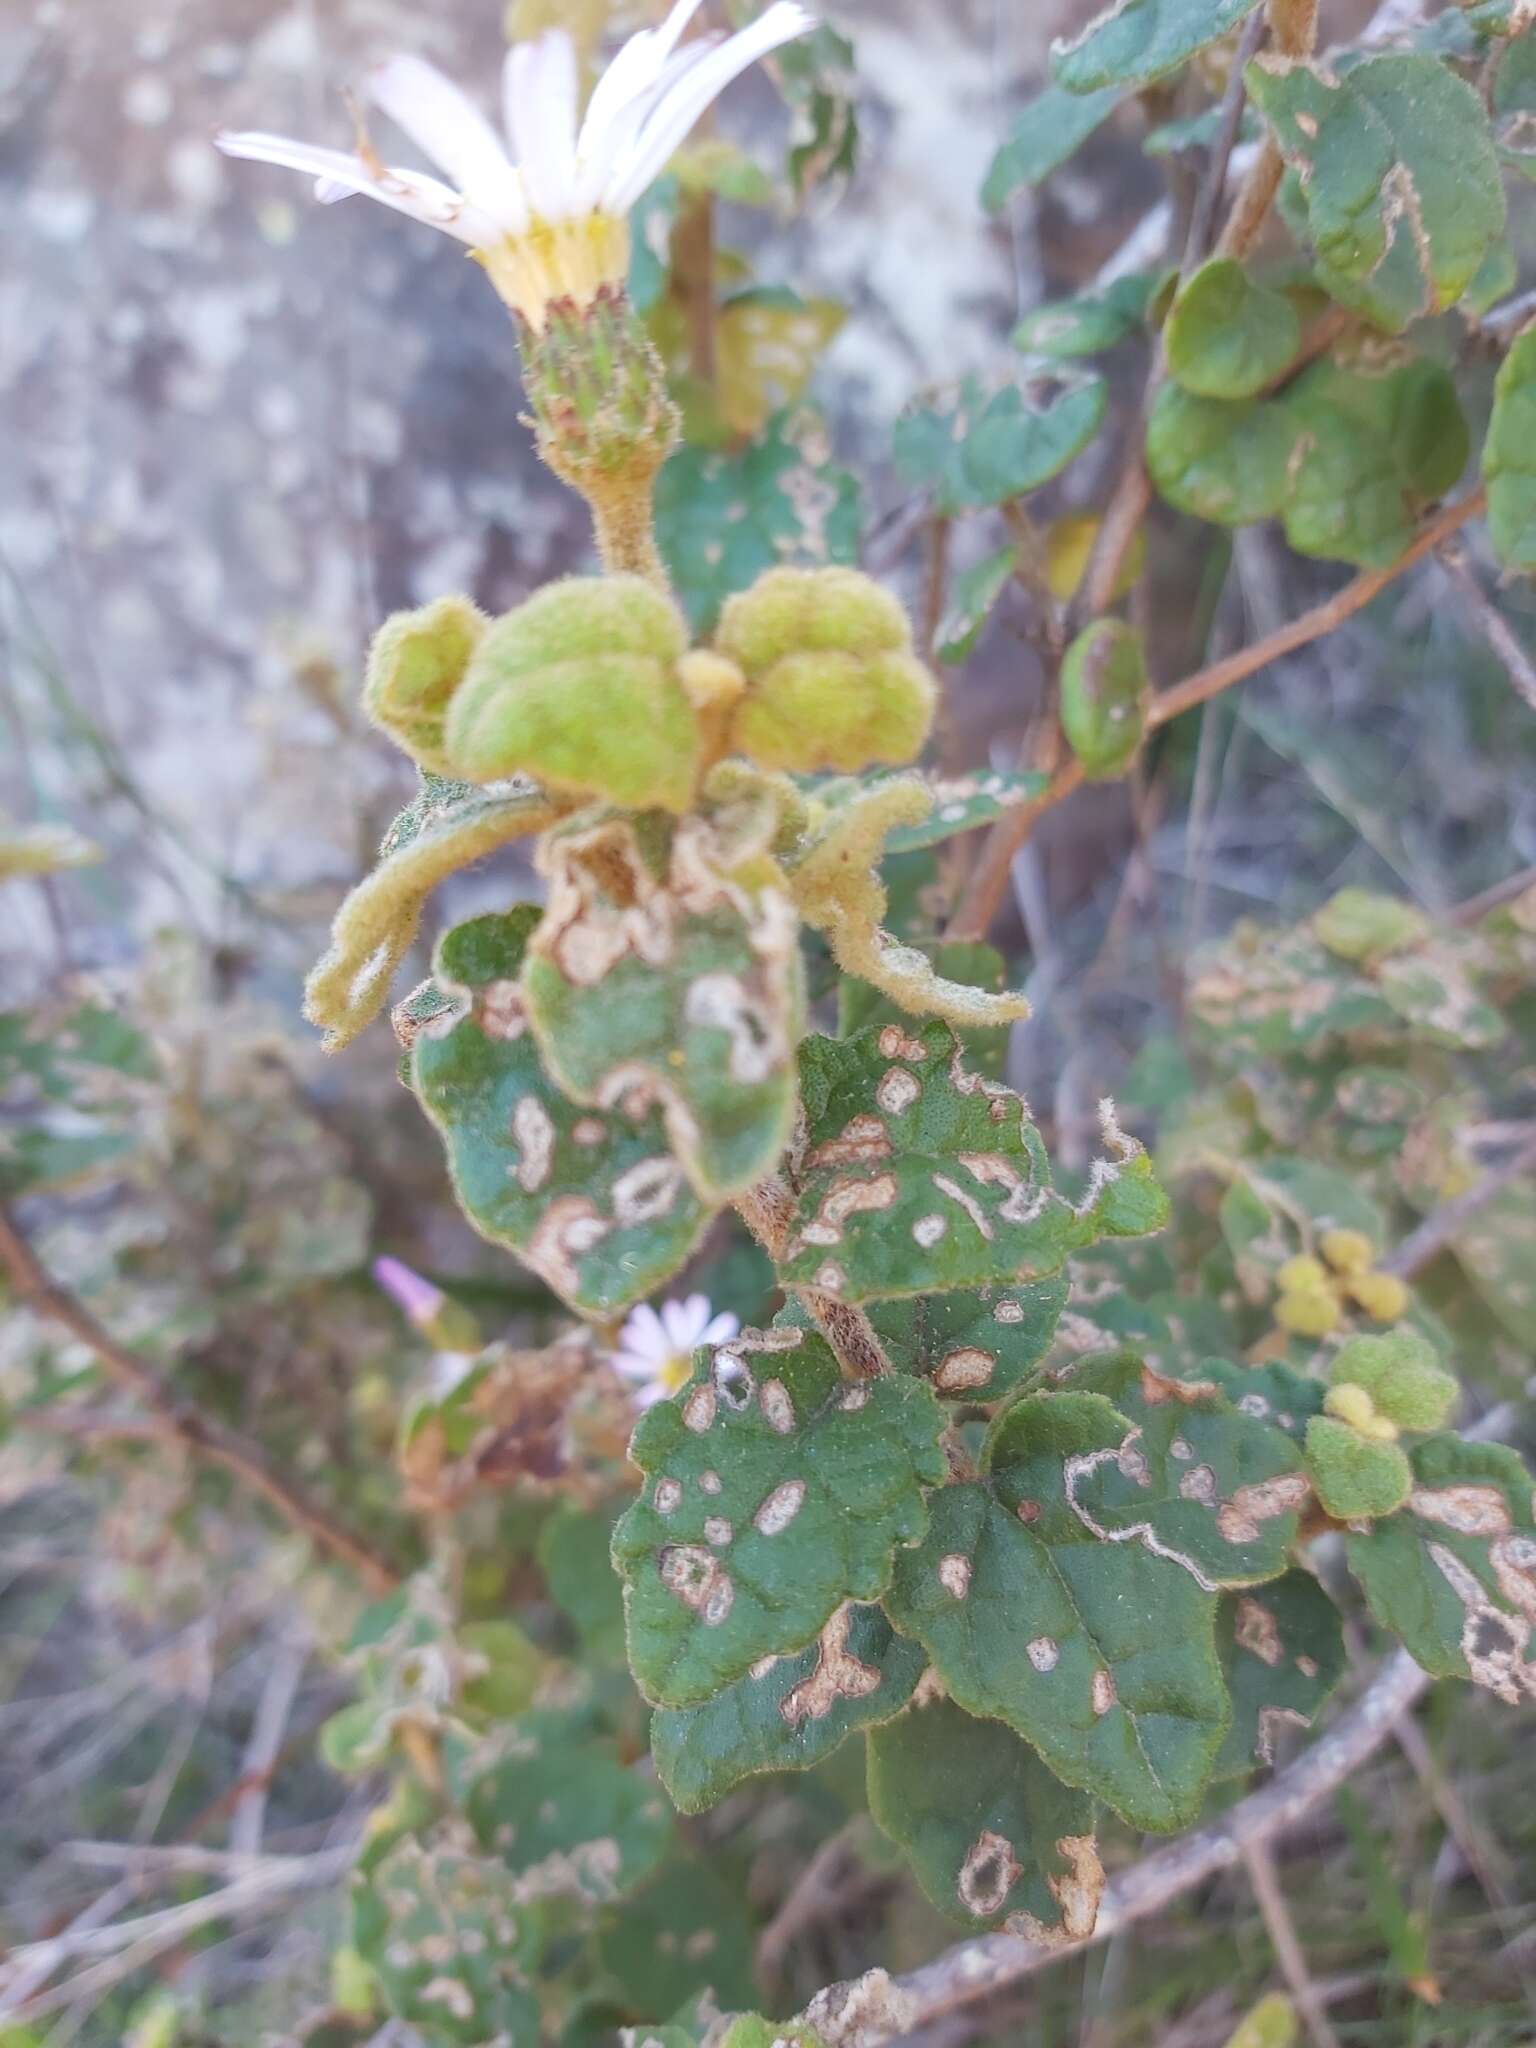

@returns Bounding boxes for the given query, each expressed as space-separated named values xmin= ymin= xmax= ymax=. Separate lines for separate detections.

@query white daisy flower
xmin=611 ymin=1292 xmax=740 ymax=1408
xmin=216 ymin=0 xmax=815 ymax=329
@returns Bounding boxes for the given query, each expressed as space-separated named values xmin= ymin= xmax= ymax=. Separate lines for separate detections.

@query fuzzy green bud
xmin=716 ymin=567 xmax=937 ymax=774
xmin=443 ymin=575 xmax=702 ymax=812
xmin=1328 ymin=1332 xmax=1457 ymax=1433
xmin=1060 ymin=618 xmax=1149 ymax=780
xmin=363 ymin=594 xmax=488 ymax=775
xmin=1312 ymin=887 xmax=1429 ymax=963
xmin=1305 ymin=1413 xmax=1412 ymax=1521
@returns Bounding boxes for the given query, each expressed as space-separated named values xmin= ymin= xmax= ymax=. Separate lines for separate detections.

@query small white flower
xmin=216 ymin=0 xmax=814 ymax=327
xmin=610 ymin=1292 xmax=739 ymax=1409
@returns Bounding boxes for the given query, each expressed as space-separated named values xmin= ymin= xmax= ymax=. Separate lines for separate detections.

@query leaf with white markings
xmin=612 ymin=1323 xmax=947 ymax=1708
xmin=1245 ymin=53 xmax=1504 ymax=331
xmin=895 ymin=370 xmax=1107 ymax=515
xmin=406 ymin=908 xmax=708 ymax=1316
xmin=782 ymin=1020 xmax=1168 ymax=1304
xmin=886 ymin=1392 xmax=1229 ymax=1832
xmin=867 ymin=1276 xmax=1069 ymax=1400
xmin=1214 ymin=1570 xmax=1346 ymax=1778
xmin=868 ymin=1696 xmax=1103 ymax=1938
xmin=1059 ymin=1353 xmax=1311 ymax=1589
xmin=597 ymin=1858 xmax=758 ymax=2016
xmin=1345 ymin=1435 xmax=1536 ymax=1704
xmin=522 ymin=803 xmax=803 ymax=1204
xmin=651 ymin=1602 xmax=925 ymax=1812
xmin=1052 ymin=0 xmax=1264 ymax=92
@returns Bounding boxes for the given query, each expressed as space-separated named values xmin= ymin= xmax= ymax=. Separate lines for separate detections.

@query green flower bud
xmin=1060 ymin=618 xmax=1149 ymax=781
xmin=1305 ymin=1414 xmax=1413 ymax=1521
xmin=716 ymin=567 xmax=936 ymax=774
xmin=443 ymin=575 xmax=702 ymax=812
xmin=1328 ymin=1332 xmax=1457 ymax=1434
xmin=1312 ymin=887 xmax=1428 ymax=963
xmin=363 ymin=594 xmax=488 ymax=775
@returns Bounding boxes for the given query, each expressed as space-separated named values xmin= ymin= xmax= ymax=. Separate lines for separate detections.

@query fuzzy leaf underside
xmin=613 ymin=1324 xmax=947 ymax=1708
xmin=407 ymin=908 xmax=708 ymax=1315
xmin=651 ymin=1601 xmax=925 ymax=1812
xmin=868 ymin=1696 xmax=1103 ymax=1938
xmin=783 ymin=1019 xmax=1168 ymax=1304
xmin=886 ymin=1393 xmax=1229 ymax=1832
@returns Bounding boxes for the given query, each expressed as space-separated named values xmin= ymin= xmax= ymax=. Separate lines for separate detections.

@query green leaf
xmin=1245 ymin=53 xmax=1505 ymax=331
xmin=1164 ymin=1356 xmax=1326 ymax=1447
xmin=936 ymin=546 xmax=1016 ymax=662
xmin=1219 ymin=1156 xmax=1386 ymax=1299
xmin=351 ymin=1839 xmax=542 ymax=2044
xmin=837 ymin=940 xmax=1016 ymax=1081
xmin=1146 ymin=383 xmax=1300 ymax=527
xmin=0 ymin=1001 xmax=155 ymax=1197
xmin=598 ymin=1858 xmax=758 ymax=2016
xmin=886 ymin=1392 xmax=1229 ymax=1832
xmin=1493 ymin=32 xmax=1536 ymax=181
xmin=1187 ymin=925 xmax=1396 ymax=1058
xmin=628 ymin=173 xmax=678 ymax=314
xmin=1485 ymin=321 xmax=1536 ymax=573
xmin=773 ymin=23 xmax=859 ymax=194
xmin=539 ymin=1503 xmax=627 ymax=1661
xmin=1452 ymin=1182 xmax=1536 ymax=1347
xmin=1060 ymin=1352 xmax=1312 ymax=1589
xmin=1278 ymin=347 xmax=1469 ymax=568
xmin=1060 ymin=618 xmax=1149 ymax=780
xmin=783 ymin=1020 xmax=1168 ymax=1304
xmin=1215 ymin=1571 xmax=1346 ymax=1777
xmin=1144 ymin=105 xmax=1261 ymax=156
xmin=612 ymin=1324 xmax=947 ymax=1707
xmin=894 ymin=369 xmax=1107 ymax=515
xmin=651 ymin=1601 xmax=925 ymax=1812
xmin=407 ymin=908 xmax=708 ymax=1315
xmin=1013 ymin=274 xmax=1157 ymax=358
xmin=460 ymin=1709 xmax=674 ymax=1901
xmin=655 ymin=406 xmax=862 ymax=635
xmin=522 ymin=806 xmax=803 ymax=1204
xmin=868 ymin=1696 xmax=1103 ymax=1937
xmin=982 ymin=84 xmax=1123 ymax=209
xmin=1346 ymin=1435 xmax=1536 ymax=1703
xmin=1166 ymin=259 xmax=1301 ymax=400
xmin=867 ymin=1274 xmax=1069 ymax=1400
xmin=1052 ymin=0 xmax=1264 ymax=91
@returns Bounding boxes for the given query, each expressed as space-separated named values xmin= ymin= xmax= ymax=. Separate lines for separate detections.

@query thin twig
xmin=1215 ymin=0 xmax=1320 ymax=261
xmin=229 ymin=1640 xmax=307 ymax=1857
xmin=1182 ymin=6 xmax=1269 ymax=270
xmin=1378 ymin=1133 xmax=1536 ymax=1279
xmin=1448 ymin=863 xmax=1536 ymax=926
xmin=1438 ymin=540 xmax=1536 ymax=716
xmin=947 ymin=489 xmax=1489 ymax=940
xmin=0 ymin=1204 xmax=402 ymax=1594
xmin=1243 ymin=1841 xmax=1344 ymax=2048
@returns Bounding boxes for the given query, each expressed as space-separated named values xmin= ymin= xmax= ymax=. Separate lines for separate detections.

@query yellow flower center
xmin=475 ymin=212 xmax=630 ymax=331
xmin=657 ymin=1348 xmax=694 ymax=1395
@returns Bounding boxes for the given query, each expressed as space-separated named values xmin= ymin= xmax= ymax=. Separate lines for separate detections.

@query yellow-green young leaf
xmin=838 ymin=939 xmax=1017 ymax=1080
xmin=806 ymin=769 xmax=1051 ymax=856
xmin=407 ymin=907 xmax=709 ymax=1315
xmin=717 ymin=287 xmax=846 ymax=438
xmin=612 ymin=1323 xmax=946 ymax=1708
xmin=867 ymin=1274 xmax=1069 ymax=1400
xmin=1485 ymin=322 xmax=1536 ymax=573
xmin=982 ymin=83 xmax=1123 ymax=210
xmin=1059 ymin=619 xmax=1149 ymax=780
xmin=1214 ymin=1570 xmax=1346 ymax=1778
xmin=1245 ymin=53 xmax=1505 ymax=331
xmin=1052 ymin=0 xmax=1264 ymax=91
xmin=784 ymin=1021 xmax=1167 ymax=1305
xmin=937 ymin=545 xmax=1016 ymax=662
xmin=886 ymin=1392 xmax=1229 ymax=1832
xmin=350 ymin=1839 xmax=542 ymax=2044
xmin=1166 ymin=258 xmax=1301 ymax=400
xmin=457 ymin=1709 xmax=674 ymax=1902
xmin=1277 ymin=347 xmax=1469 ymax=569
xmin=1060 ymin=1352 xmax=1311 ymax=1589
xmin=1223 ymin=1995 xmax=1300 ymax=2048
xmin=1306 ymin=1417 xmax=1413 ymax=1521
xmin=1329 ymin=1332 xmax=1457 ymax=1434
xmin=0 ymin=821 xmax=100 ymax=882
xmin=597 ymin=1861 xmax=758 ymax=2018
xmin=1146 ymin=383 xmax=1301 ymax=527
xmin=867 ymin=1696 xmax=1103 ymax=1938
xmin=719 ymin=2022 xmax=828 ymax=2048
xmin=655 ymin=405 xmax=862 ymax=636
xmin=1313 ymin=886 xmax=1429 ymax=963
xmin=894 ymin=369 xmax=1107 ymax=515
xmin=1218 ymin=1156 xmax=1385 ymax=1300
xmin=651 ymin=1601 xmax=925 ymax=1812
xmin=522 ymin=805 xmax=803 ymax=1204
xmin=363 ymin=593 xmax=486 ymax=776
xmin=1345 ymin=1435 xmax=1536 ymax=1703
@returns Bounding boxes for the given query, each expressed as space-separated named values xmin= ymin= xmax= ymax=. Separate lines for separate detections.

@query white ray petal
xmin=576 ymin=38 xmax=721 ymax=212
xmin=619 ymin=1301 xmax=670 ymax=1358
xmin=577 ymin=0 xmax=708 ymax=153
xmin=604 ymin=2 xmax=815 ymax=215
xmin=369 ymin=52 xmax=524 ymax=225
xmin=503 ymin=30 xmax=581 ymax=219
xmin=701 ymin=1312 xmax=741 ymax=1345
xmin=215 ymin=130 xmax=498 ymax=242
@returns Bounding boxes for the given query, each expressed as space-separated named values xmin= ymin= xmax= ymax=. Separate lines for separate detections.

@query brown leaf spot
xmin=1426 ymin=1543 xmax=1536 ymax=1705
xmin=913 ymin=1213 xmax=947 ymax=1248
xmin=754 ymin=1479 xmax=807 ymax=1535
xmin=993 ymin=1298 xmax=1026 ymax=1324
xmin=958 ymin=1829 xmax=1021 ymax=1918
xmin=875 ymin=1066 xmax=922 ymax=1115
xmin=658 ymin=1544 xmax=735 ymax=1626
xmin=1217 ymin=1471 xmax=1310 ymax=1545
xmin=938 ymin=1553 xmax=972 ymax=1599
xmin=759 ymin=1378 xmax=796 ymax=1434
xmin=1026 ymin=1635 xmax=1060 ymax=1673
xmin=806 ymin=1113 xmax=893 ymax=1169
xmin=1139 ymin=1364 xmax=1218 ymax=1406
xmin=477 ymin=978 xmax=529 ymax=1040
xmin=802 ymin=1173 xmax=900 ymax=1247
xmin=1410 ymin=1485 xmax=1514 ymax=1539
xmin=1090 ymin=1668 xmax=1116 ymax=1716
xmin=932 ymin=1172 xmax=995 ymax=1240
xmin=1234 ymin=1597 xmax=1284 ymax=1668
xmin=779 ymin=1605 xmax=884 ymax=1725
xmin=1178 ymin=1464 xmax=1219 ymax=1506
xmin=653 ymin=1478 xmax=682 ymax=1516
xmin=681 ymin=1384 xmax=717 ymax=1434
xmin=704 ymin=1516 xmax=733 ymax=1547
xmin=934 ymin=1347 xmax=995 ymax=1394
xmin=1016 ymin=1498 xmax=1042 ymax=1524
xmin=877 ymin=1024 xmax=928 ymax=1061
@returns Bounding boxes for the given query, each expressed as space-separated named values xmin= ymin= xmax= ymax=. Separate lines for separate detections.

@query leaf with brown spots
xmin=1059 ymin=1352 xmax=1311 ymax=1590
xmin=868 ymin=1695 xmax=1101 ymax=1937
xmin=784 ymin=1020 xmax=1168 ymax=1304
xmin=612 ymin=1324 xmax=947 ymax=1708
xmin=867 ymin=1275 xmax=1069 ymax=1401
xmin=886 ymin=1393 xmax=1229 ymax=1832
xmin=406 ymin=907 xmax=709 ymax=1316
xmin=1214 ymin=1570 xmax=1346 ymax=1779
xmin=651 ymin=1603 xmax=926 ymax=1813
xmin=1346 ymin=1435 xmax=1536 ymax=1705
